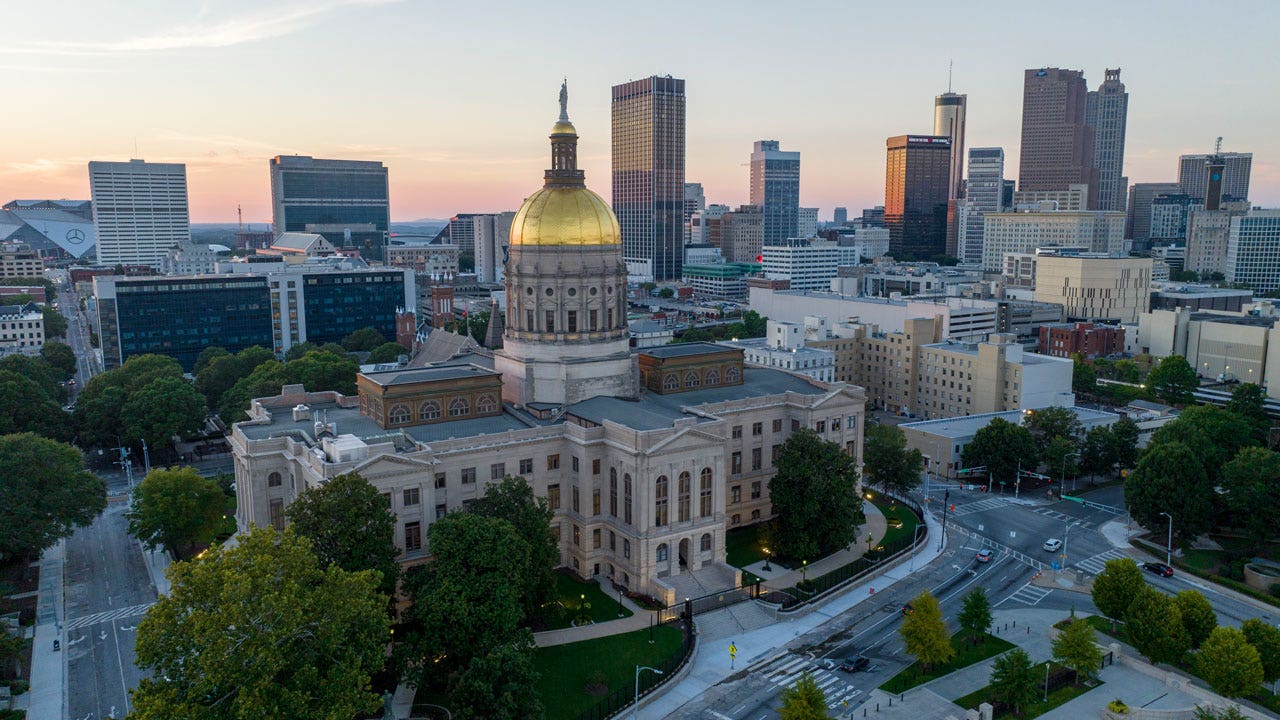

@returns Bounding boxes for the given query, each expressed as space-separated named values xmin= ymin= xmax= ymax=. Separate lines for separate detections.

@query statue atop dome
xmin=558 ymin=79 xmax=569 ymax=123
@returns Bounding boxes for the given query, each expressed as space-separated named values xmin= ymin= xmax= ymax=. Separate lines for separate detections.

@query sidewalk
xmin=143 ymin=546 xmax=173 ymax=597
xmin=534 ymin=580 xmax=655 ymax=648
xmin=23 ymin=541 xmax=65 ymax=719
xmin=741 ymin=500 xmax=888 ymax=586
xmin=641 ymin=503 xmax=946 ymax=719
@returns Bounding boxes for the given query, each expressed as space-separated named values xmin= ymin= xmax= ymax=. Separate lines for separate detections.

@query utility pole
xmin=937 ymin=489 xmax=950 ymax=551
xmin=141 ymin=439 xmax=151 ymax=477
xmin=116 ymin=444 xmax=134 ymax=489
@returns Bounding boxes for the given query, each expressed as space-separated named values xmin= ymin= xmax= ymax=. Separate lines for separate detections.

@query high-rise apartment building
xmin=88 ymin=159 xmax=190 ymax=268
xmin=683 ymin=182 xmax=705 ymax=219
xmin=269 ymin=156 xmax=390 ymax=261
xmin=1185 ymin=204 xmax=1251 ymax=276
xmin=1226 ymin=210 xmax=1280 ymax=292
xmin=1126 ymin=182 xmax=1181 ymax=246
xmin=716 ymin=205 xmax=764 ymax=263
xmin=1178 ymin=152 xmax=1252 ymax=207
xmin=833 ymin=207 xmax=848 ymax=226
xmin=1018 ymin=68 xmax=1098 ymax=208
xmin=1012 ymin=185 xmax=1089 ymax=212
xmin=798 ymin=207 xmax=818 ymax=239
xmin=933 ymin=93 xmax=967 ymax=202
xmin=957 ymin=147 xmax=1006 ymax=266
xmin=612 ymin=75 xmax=686 ymax=282
xmin=1084 ymin=69 xmax=1129 ymax=212
xmin=981 ymin=210 xmax=1126 ymax=272
xmin=749 ymin=140 xmax=801 ymax=246
xmin=884 ymin=135 xmax=951 ymax=259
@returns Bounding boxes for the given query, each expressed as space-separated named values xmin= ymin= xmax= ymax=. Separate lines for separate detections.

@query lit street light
xmin=1159 ymin=512 xmax=1173 ymax=565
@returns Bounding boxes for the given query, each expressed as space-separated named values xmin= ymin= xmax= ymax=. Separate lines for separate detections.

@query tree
xmin=193 ymin=345 xmax=231 ymax=375
xmin=0 ymin=353 xmax=65 ymax=401
xmin=366 ymin=342 xmax=407 ymax=364
xmin=768 ymin=429 xmax=864 ymax=560
xmin=0 ymin=370 xmax=73 ymax=440
xmin=40 ymin=341 xmax=78 ymax=380
xmin=1220 ymin=447 xmax=1280 ymax=552
xmin=286 ymin=472 xmax=399 ymax=597
xmin=127 ymin=467 xmax=226 ymax=559
xmin=1080 ymin=424 xmax=1114 ymax=478
xmin=1196 ymin=627 xmax=1264 ymax=698
xmin=468 ymin=476 xmax=558 ymax=620
xmin=41 ymin=305 xmax=67 ymax=338
xmin=1044 ymin=436 xmax=1080 ymax=483
xmin=1052 ymin=617 xmax=1103 ymax=683
xmin=218 ymin=350 xmax=357 ymax=422
xmin=448 ymin=638 xmax=544 ymax=720
xmin=1173 ymin=590 xmax=1217 ymax=649
xmin=961 ymin=417 xmax=1039 ymax=487
xmin=122 ymin=375 xmax=207 ymax=448
xmin=1091 ymin=558 xmax=1144 ymax=623
xmin=657 ymin=287 xmax=674 ymax=298
xmin=1125 ymin=441 xmax=1218 ymax=548
xmin=899 ymin=591 xmax=954 ymax=671
xmin=1193 ymin=707 xmax=1249 ymax=720
xmin=957 ymin=588 xmax=992 ymax=644
xmin=1024 ymin=406 xmax=1083 ymax=456
xmin=0 ymin=433 xmax=105 ymax=562
xmin=342 ymin=327 xmax=386 ymax=352
xmin=1145 ymin=355 xmax=1199 ymax=405
xmin=778 ymin=672 xmax=831 ymax=720
xmin=1149 ymin=405 xmax=1256 ymax=487
xmin=0 ymin=622 xmax=25 ymax=680
xmin=989 ymin=648 xmax=1038 ymax=716
xmin=862 ymin=424 xmax=923 ymax=498
xmin=194 ymin=345 xmax=275 ymax=409
xmin=1226 ymin=382 xmax=1271 ymax=444
xmin=742 ymin=310 xmax=767 ymax=338
xmin=75 ymin=354 xmax=191 ymax=448
xmin=1241 ymin=618 xmax=1280 ymax=686
xmin=397 ymin=513 xmax=528 ymax=687
xmin=1108 ymin=417 xmax=1140 ymax=473
xmin=1072 ymin=356 xmax=1098 ymax=396
xmin=1125 ymin=585 xmax=1190 ymax=665
xmin=130 ymin=527 xmax=389 ymax=719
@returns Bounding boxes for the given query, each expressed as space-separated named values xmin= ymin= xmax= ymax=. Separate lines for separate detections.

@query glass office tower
xmin=270 ymin=156 xmax=391 ymax=261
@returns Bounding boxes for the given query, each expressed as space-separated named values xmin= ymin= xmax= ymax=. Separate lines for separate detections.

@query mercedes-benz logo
xmin=65 ymin=228 xmax=86 ymax=245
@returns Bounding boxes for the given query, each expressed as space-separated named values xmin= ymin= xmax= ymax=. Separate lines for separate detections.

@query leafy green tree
xmin=960 ymin=417 xmax=1039 ymax=487
xmin=742 ymin=310 xmax=767 ymax=337
xmin=1226 ymin=382 xmax=1271 ymax=444
xmin=1052 ymin=617 xmax=1102 ymax=682
xmin=1220 ymin=447 xmax=1280 ymax=552
xmin=194 ymin=346 xmax=276 ymax=408
xmin=341 ymin=327 xmax=386 ymax=352
xmin=657 ymin=287 xmax=674 ymax=298
xmin=286 ymin=472 xmax=399 ymax=596
xmin=448 ymin=637 xmax=544 ymax=720
xmin=192 ymin=345 xmax=231 ymax=375
xmin=1192 ymin=707 xmax=1249 ymax=720
xmin=1044 ymin=435 xmax=1080 ymax=484
xmin=1145 ymin=355 xmax=1199 ymax=405
xmin=1024 ymin=405 xmax=1083 ymax=455
xmin=40 ymin=341 xmax=78 ymax=380
xmin=957 ymin=588 xmax=992 ymax=644
xmin=778 ymin=671 xmax=831 ymax=720
xmin=0 ymin=353 xmax=65 ymax=401
xmin=1072 ymin=355 xmax=1098 ymax=396
xmin=366 ymin=342 xmax=407 ymax=364
xmin=1108 ymin=417 xmax=1140 ymax=473
xmin=1080 ymin=424 xmax=1113 ymax=478
xmin=1125 ymin=585 xmax=1191 ymax=665
xmin=0 ymin=433 xmax=105 ymax=562
xmin=41 ymin=305 xmax=67 ymax=338
xmin=130 ymin=527 xmax=389 ymax=719
xmin=1242 ymin=618 xmax=1280 ymax=686
xmin=1091 ymin=558 xmax=1144 ymax=623
xmin=1196 ymin=627 xmax=1264 ymax=698
xmin=127 ymin=466 xmax=226 ymax=559
xmin=2 ymin=276 xmax=56 ymax=301
xmin=122 ymin=375 xmax=207 ymax=448
xmin=283 ymin=342 xmax=349 ymax=362
xmin=0 ymin=370 xmax=73 ymax=440
xmin=989 ymin=648 xmax=1038 ymax=716
xmin=75 ymin=354 xmax=191 ymax=448
xmin=1174 ymin=590 xmax=1217 ymax=649
xmin=900 ymin=591 xmax=954 ymax=671
xmin=469 ymin=476 xmax=558 ymax=621
xmin=1149 ymin=405 xmax=1256 ymax=487
xmin=218 ymin=350 xmax=357 ymax=422
xmin=0 ymin=625 xmax=23 ymax=679
xmin=1125 ymin=440 xmax=1218 ymax=548
xmin=862 ymin=424 xmax=923 ymax=498
xmin=768 ymin=429 xmax=864 ymax=560
xmin=398 ymin=513 xmax=528 ymax=687
xmin=218 ymin=360 xmax=289 ymax=422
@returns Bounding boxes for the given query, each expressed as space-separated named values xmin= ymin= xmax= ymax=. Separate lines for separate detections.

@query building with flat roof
xmin=1085 ymin=68 xmax=1129 ymax=213
xmin=749 ymin=287 xmax=999 ymax=341
xmin=958 ymin=147 xmax=1005 ymax=266
xmin=750 ymin=141 xmax=801 ymax=247
xmin=89 ymin=159 xmax=190 ymax=268
xmin=981 ymin=210 xmax=1125 ymax=272
xmin=1032 ymin=254 xmax=1152 ymax=323
xmin=1012 ymin=184 xmax=1089 ymax=212
xmin=1138 ymin=306 xmax=1280 ymax=390
xmin=885 ymin=135 xmax=951 ymax=259
xmin=1037 ymin=322 xmax=1124 ymax=358
xmin=916 ymin=333 xmax=1074 ymax=419
xmin=761 ymin=240 xmax=862 ymax=292
xmin=1018 ymin=67 xmax=1098 ymax=209
xmin=385 ymin=240 xmax=459 ymax=277
xmin=269 ymin=155 xmax=390 ymax=262
xmin=1178 ymin=152 xmax=1251 ymax=206
xmin=1226 ymin=210 xmax=1280 ymax=292
xmin=0 ymin=247 xmax=43 ymax=279
xmin=1126 ymin=182 xmax=1181 ymax=248
xmin=681 ymin=262 xmax=759 ymax=300
xmin=1150 ymin=284 xmax=1251 ymax=313
xmin=0 ymin=302 xmax=44 ymax=356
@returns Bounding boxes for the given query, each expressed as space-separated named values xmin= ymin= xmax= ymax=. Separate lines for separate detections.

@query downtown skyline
xmin=2 ymin=0 xmax=1278 ymax=223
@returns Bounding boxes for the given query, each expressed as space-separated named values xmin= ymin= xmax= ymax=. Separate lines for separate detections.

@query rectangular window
xmin=547 ymin=454 xmax=560 ymax=470
xmin=547 ymin=484 xmax=561 ymax=510
xmin=791 ymin=419 xmax=800 ymax=431
xmin=572 ymin=456 xmax=579 ymax=472
xmin=490 ymin=463 xmax=505 ymax=481
xmin=269 ymin=498 xmax=285 ymax=531
xmin=434 ymin=472 xmax=447 ymax=489
xmin=731 ymin=485 xmax=741 ymax=504
xmin=816 ymin=420 xmax=826 ymax=433
xmin=751 ymin=481 xmax=761 ymax=499
xmin=753 ymin=422 xmax=763 ymax=436
xmin=519 ymin=458 xmax=533 ymax=475
xmin=435 ymin=503 xmax=447 ymax=520
xmin=773 ymin=418 xmax=783 ymax=433
xmin=592 ymin=489 xmax=600 ymax=516
xmin=567 ymin=310 xmax=578 ymax=333
xmin=572 ymin=486 xmax=580 ymax=513
xmin=404 ymin=522 xmax=422 ymax=552
xmin=573 ymin=524 xmax=581 ymax=546
xmin=623 ymin=539 xmax=631 ymax=559
xmin=592 ymin=458 xmax=601 ymax=475
xmin=751 ymin=447 xmax=762 ymax=471
xmin=589 ymin=309 xmax=598 ymax=331
xmin=545 ymin=310 xmax=555 ymax=333
xmin=832 ymin=417 xmax=841 ymax=431
xmin=403 ymin=487 xmax=420 ymax=506
xmin=772 ymin=444 xmax=782 ymax=463
xmin=592 ymin=528 xmax=601 ymax=549
xmin=461 ymin=467 xmax=476 ymax=484
xmin=732 ymin=425 xmax=743 ymax=439
xmin=610 ymin=531 xmax=616 ymax=551
xmin=732 ymin=451 xmax=742 ymax=475
xmin=526 ymin=309 xmax=534 ymax=329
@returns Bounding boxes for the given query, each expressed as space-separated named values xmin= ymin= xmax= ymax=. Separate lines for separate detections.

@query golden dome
xmin=510 ymin=186 xmax=621 ymax=246
xmin=551 ymin=120 xmax=577 ymax=136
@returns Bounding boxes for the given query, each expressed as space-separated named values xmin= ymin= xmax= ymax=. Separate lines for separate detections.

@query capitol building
xmin=230 ymin=87 xmax=867 ymax=602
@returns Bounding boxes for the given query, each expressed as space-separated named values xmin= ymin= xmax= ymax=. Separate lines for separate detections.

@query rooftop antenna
xmin=948 ymin=60 xmax=953 ymax=93
xmin=237 ymin=204 xmax=243 ymax=233
xmin=1214 ymin=136 xmax=1223 ymax=154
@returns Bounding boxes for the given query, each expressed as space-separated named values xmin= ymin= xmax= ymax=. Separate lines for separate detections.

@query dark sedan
xmin=1143 ymin=562 xmax=1174 ymax=578
xmin=839 ymin=656 xmax=870 ymax=673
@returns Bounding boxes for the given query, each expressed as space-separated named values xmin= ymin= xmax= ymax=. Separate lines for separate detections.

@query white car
xmin=1043 ymin=538 xmax=1063 ymax=553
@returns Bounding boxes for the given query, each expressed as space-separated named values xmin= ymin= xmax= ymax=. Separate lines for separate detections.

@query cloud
xmin=5 ymin=0 xmax=402 ymax=56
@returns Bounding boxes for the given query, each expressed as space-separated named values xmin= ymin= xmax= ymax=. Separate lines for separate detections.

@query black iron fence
xmin=574 ymin=617 xmax=696 ymax=720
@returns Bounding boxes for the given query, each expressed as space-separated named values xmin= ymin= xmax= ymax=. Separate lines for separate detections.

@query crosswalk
xmin=1001 ymin=582 xmax=1052 ymax=607
xmin=948 ymin=497 xmax=1013 ymax=517
xmin=1029 ymin=507 xmax=1095 ymax=529
xmin=1073 ymin=548 xmax=1130 ymax=576
xmin=64 ymin=602 xmax=155 ymax=632
xmin=758 ymin=653 xmax=863 ymax=711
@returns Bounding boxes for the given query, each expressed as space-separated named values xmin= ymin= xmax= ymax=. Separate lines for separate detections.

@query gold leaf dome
xmin=509 ymin=186 xmax=620 ymax=246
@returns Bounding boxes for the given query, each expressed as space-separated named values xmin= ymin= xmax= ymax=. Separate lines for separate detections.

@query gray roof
xmin=271 ymin=232 xmax=326 ymax=251
xmin=361 ymin=364 xmax=497 ymax=387
xmin=239 ymin=400 xmax=541 ymax=445
xmin=407 ymin=329 xmax=482 ymax=367
xmin=0 ymin=302 xmax=38 ymax=317
xmin=900 ymin=406 xmax=1119 ymax=439
xmin=641 ymin=342 xmax=740 ymax=359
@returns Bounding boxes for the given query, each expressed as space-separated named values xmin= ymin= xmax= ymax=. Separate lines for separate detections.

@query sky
xmin=1 ymin=0 xmax=1277 ymax=224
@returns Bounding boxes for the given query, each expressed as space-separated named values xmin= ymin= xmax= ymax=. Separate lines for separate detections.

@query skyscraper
xmin=833 ymin=207 xmax=848 ymax=226
xmin=957 ymin=147 xmax=1005 ymax=266
xmin=749 ymin=140 xmax=801 ymax=246
xmin=1178 ymin=151 xmax=1252 ymax=207
xmin=611 ymin=75 xmax=686 ymax=282
xmin=933 ymin=92 xmax=967 ymax=202
xmin=1018 ymin=68 xmax=1098 ymax=208
xmin=1084 ymin=68 xmax=1129 ymax=212
xmin=884 ymin=135 xmax=951 ymax=259
xmin=1126 ymin=182 xmax=1181 ymax=247
xmin=88 ymin=159 xmax=190 ymax=268
xmin=269 ymin=155 xmax=390 ymax=261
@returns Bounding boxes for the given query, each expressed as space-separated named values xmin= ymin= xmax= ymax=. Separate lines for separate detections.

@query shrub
xmin=1108 ymin=698 xmax=1129 ymax=714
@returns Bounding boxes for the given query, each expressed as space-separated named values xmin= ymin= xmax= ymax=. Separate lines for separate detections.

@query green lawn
xmin=874 ymin=500 xmax=920 ymax=547
xmin=215 ymin=493 xmax=237 ymax=541
xmin=538 ymin=572 xmax=634 ymax=630
xmin=725 ymin=522 xmax=777 ymax=569
xmin=534 ymin=624 xmax=683 ymax=720
xmin=880 ymin=633 xmax=1017 ymax=694
xmin=952 ymin=674 xmax=1099 ymax=719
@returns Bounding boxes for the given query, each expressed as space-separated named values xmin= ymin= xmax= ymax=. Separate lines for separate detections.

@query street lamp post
xmin=618 ymin=586 xmax=626 ymax=618
xmin=1061 ymin=451 xmax=1079 ymax=492
xmin=633 ymin=665 xmax=664 ymax=719
xmin=1159 ymin=512 xmax=1173 ymax=565
xmin=909 ymin=523 xmax=927 ymax=572
xmin=762 ymin=547 xmax=772 ymax=572
xmin=1061 ymin=520 xmax=1079 ymax=569
xmin=1044 ymin=661 xmax=1050 ymax=702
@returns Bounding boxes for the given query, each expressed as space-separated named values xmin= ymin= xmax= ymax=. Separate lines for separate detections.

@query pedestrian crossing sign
xmin=729 ymin=643 xmax=737 ymax=659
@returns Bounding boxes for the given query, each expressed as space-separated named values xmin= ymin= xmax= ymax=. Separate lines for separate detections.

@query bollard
xmin=889 ymin=698 xmax=893 ymax=706
xmin=877 ymin=703 xmax=880 ymax=711
xmin=1013 ymin=620 xmax=1016 ymax=628
xmin=1027 ymin=626 xmax=1030 ymax=635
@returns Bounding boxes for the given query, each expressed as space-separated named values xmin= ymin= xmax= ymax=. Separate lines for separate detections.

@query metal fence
xmin=574 ymin=618 xmax=696 ymax=720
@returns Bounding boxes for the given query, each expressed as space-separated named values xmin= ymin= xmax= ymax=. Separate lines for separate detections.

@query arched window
xmin=731 ymin=513 xmax=741 ymax=526
xmin=699 ymin=468 xmax=713 ymax=517
xmin=663 ymin=374 xmax=679 ymax=391
xmin=388 ymin=404 xmax=410 ymax=424
xmin=656 ymin=543 xmax=669 ymax=563
xmin=418 ymin=400 xmax=441 ymax=421
xmin=700 ymin=533 xmax=712 ymax=552
xmin=448 ymin=397 xmax=470 ymax=417
xmin=624 ymin=474 xmax=633 ymax=525
xmin=684 ymin=370 xmax=700 ymax=388
xmin=476 ymin=394 xmax=497 ymax=414
xmin=654 ymin=475 xmax=669 ymax=527
xmin=268 ymin=471 xmax=282 ymax=488
xmin=704 ymin=368 xmax=721 ymax=386
xmin=677 ymin=471 xmax=691 ymax=523
xmin=609 ymin=469 xmax=618 ymax=517
xmin=725 ymin=365 xmax=741 ymax=383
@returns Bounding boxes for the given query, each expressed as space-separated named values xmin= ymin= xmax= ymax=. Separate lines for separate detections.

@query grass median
xmin=880 ymin=632 xmax=1017 ymax=694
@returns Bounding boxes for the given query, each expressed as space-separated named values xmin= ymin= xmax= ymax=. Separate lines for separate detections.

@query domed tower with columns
xmin=495 ymin=82 xmax=637 ymax=406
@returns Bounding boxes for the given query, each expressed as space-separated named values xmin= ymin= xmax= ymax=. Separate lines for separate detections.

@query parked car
xmin=839 ymin=656 xmax=870 ymax=673
xmin=1143 ymin=562 xmax=1174 ymax=578
xmin=1043 ymin=539 xmax=1063 ymax=553
xmin=975 ymin=549 xmax=994 ymax=563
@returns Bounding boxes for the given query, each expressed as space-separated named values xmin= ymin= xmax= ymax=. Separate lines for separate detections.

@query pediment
xmin=351 ymin=453 xmax=435 ymax=480
xmin=643 ymin=425 xmax=724 ymax=456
